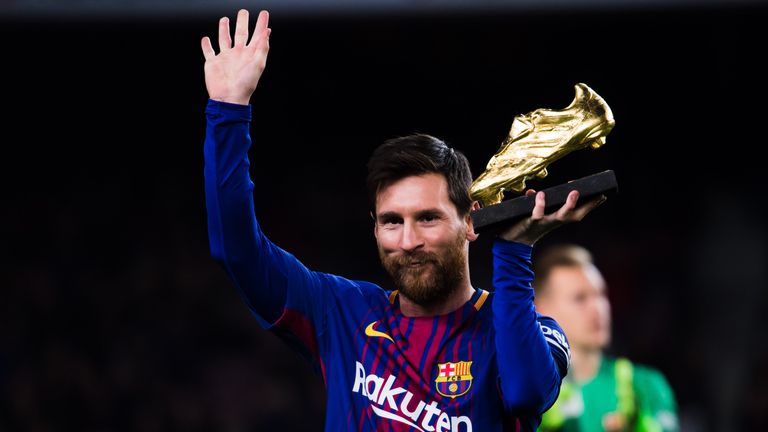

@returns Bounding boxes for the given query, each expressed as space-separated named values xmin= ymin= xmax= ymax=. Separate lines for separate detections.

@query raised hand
xmin=499 ymin=189 xmax=606 ymax=246
xmin=201 ymin=9 xmax=271 ymax=105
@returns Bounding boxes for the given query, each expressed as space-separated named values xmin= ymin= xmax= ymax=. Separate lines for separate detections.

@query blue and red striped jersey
xmin=204 ymin=100 xmax=570 ymax=431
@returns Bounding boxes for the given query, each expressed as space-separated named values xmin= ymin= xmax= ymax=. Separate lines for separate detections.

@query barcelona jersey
xmin=204 ymin=100 xmax=571 ymax=431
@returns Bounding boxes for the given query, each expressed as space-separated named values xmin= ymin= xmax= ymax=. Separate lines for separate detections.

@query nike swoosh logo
xmin=365 ymin=321 xmax=394 ymax=343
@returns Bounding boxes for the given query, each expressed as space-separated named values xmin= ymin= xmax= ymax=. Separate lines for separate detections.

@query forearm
xmin=492 ymin=239 xmax=564 ymax=414
xmin=204 ymin=99 xmax=285 ymax=324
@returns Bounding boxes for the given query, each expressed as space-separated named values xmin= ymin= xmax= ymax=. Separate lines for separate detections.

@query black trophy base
xmin=470 ymin=170 xmax=618 ymax=234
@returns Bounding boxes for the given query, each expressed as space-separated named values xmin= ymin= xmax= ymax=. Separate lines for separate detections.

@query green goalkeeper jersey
xmin=539 ymin=357 xmax=678 ymax=432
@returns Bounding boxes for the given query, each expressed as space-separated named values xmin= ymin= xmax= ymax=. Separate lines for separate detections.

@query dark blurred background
xmin=2 ymin=0 xmax=767 ymax=430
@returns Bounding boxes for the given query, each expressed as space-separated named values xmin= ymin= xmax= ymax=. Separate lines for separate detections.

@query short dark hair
xmin=366 ymin=133 xmax=474 ymax=215
xmin=532 ymin=244 xmax=594 ymax=296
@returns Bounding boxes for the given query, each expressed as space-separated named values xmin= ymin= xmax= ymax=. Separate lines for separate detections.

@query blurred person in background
xmin=534 ymin=244 xmax=678 ymax=432
xmin=200 ymin=8 xmax=607 ymax=431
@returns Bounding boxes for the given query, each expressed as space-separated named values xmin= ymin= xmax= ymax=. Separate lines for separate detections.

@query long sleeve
xmin=204 ymin=99 xmax=326 ymax=331
xmin=492 ymin=239 xmax=570 ymax=417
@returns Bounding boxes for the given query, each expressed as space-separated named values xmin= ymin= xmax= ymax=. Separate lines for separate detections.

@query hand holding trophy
xmin=470 ymin=83 xmax=618 ymax=233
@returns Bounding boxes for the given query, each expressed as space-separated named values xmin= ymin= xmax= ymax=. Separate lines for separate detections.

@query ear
xmin=465 ymin=201 xmax=481 ymax=242
xmin=371 ymin=211 xmax=378 ymax=240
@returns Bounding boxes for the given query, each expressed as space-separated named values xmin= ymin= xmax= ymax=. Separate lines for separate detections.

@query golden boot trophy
xmin=470 ymin=83 xmax=618 ymax=233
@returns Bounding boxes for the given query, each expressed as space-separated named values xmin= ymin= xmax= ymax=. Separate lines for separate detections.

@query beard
xmin=378 ymin=230 xmax=467 ymax=309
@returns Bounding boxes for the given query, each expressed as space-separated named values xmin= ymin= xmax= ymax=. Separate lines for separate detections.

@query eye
xmin=418 ymin=212 xmax=441 ymax=224
xmin=378 ymin=215 xmax=402 ymax=228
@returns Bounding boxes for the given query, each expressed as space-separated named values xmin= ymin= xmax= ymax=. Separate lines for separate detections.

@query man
xmin=533 ymin=244 xmax=678 ymax=432
xmin=201 ymin=9 xmax=605 ymax=431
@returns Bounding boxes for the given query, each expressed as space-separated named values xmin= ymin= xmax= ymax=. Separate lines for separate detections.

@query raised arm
xmin=202 ymin=12 xmax=359 ymax=374
xmin=203 ymin=9 xmax=291 ymax=328
xmin=492 ymin=190 xmax=605 ymax=415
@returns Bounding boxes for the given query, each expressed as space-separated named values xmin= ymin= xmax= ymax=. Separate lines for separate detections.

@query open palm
xmin=201 ymin=9 xmax=271 ymax=105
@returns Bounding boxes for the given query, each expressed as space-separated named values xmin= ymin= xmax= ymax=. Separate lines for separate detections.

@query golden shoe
xmin=470 ymin=83 xmax=615 ymax=207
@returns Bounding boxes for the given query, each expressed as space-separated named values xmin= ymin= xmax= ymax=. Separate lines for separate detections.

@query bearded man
xmin=202 ymin=9 xmax=605 ymax=431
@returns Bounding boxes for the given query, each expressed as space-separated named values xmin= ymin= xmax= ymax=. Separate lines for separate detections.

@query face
xmin=537 ymin=264 xmax=611 ymax=352
xmin=374 ymin=173 xmax=477 ymax=308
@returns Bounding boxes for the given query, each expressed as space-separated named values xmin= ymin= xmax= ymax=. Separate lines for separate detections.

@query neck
xmin=570 ymin=346 xmax=603 ymax=382
xmin=399 ymin=281 xmax=474 ymax=317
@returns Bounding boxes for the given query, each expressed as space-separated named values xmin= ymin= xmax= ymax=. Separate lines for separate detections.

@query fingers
xmin=552 ymin=190 xmax=606 ymax=222
xmin=250 ymin=10 xmax=270 ymax=46
xmin=247 ymin=11 xmax=271 ymax=57
xmin=532 ymin=190 xmax=595 ymax=223
xmin=249 ymin=28 xmax=271 ymax=56
xmin=553 ymin=190 xmax=580 ymax=219
xmin=201 ymin=36 xmax=215 ymax=60
xmin=570 ymin=194 xmax=607 ymax=221
xmin=218 ymin=16 xmax=232 ymax=52
xmin=531 ymin=191 xmax=546 ymax=219
xmin=213 ymin=10 xmax=268 ymax=56
xmin=234 ymin=9 xmax=250 ymax=47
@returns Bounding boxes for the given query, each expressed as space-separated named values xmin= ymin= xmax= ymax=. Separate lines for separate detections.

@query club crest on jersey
xmin=435 ymin=361 xmax=473 ymax=398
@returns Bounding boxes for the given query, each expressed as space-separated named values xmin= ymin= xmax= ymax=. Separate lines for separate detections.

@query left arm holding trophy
xmin=474 ymin=82 xmax=615 ymax=426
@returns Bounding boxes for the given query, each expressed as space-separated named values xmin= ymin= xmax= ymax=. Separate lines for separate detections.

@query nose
xmin=399 ymin=221 xmax=424 ymax=252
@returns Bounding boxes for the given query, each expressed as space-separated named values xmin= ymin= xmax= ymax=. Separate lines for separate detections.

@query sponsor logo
xmin=435 ymin=361 xmax=473 ymax=398
xmin=352 ymin=361 xmax=473 ymax=432
xmin=364 ymin=320 xmax=394 ymax=343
